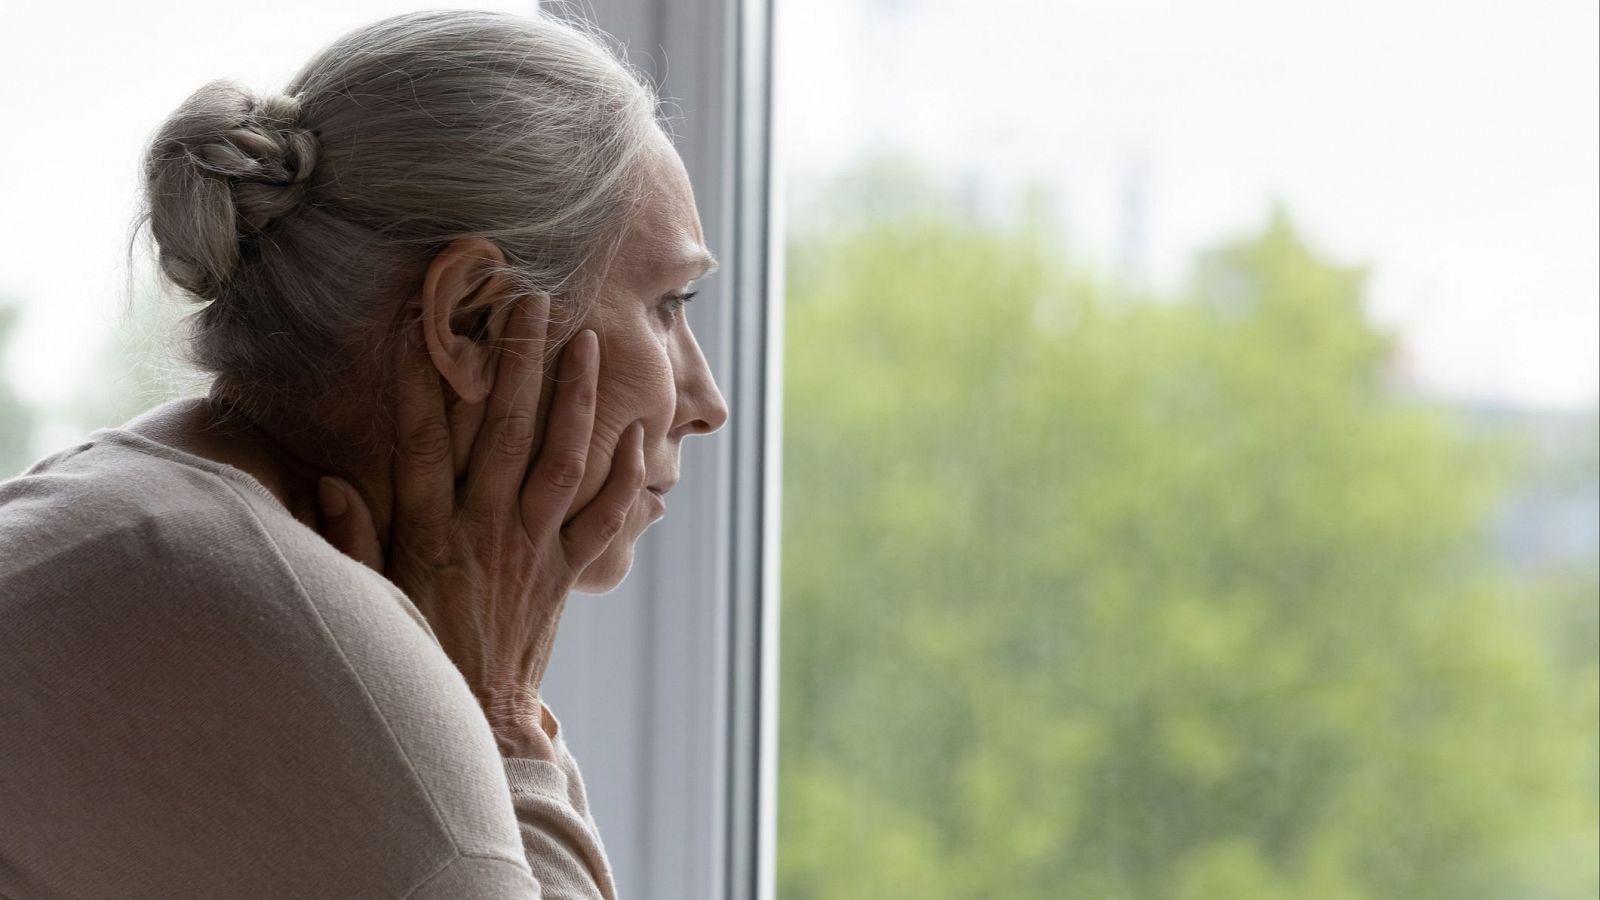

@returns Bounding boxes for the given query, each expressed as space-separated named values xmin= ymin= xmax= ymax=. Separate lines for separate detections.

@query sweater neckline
xmin=89 ymin=426 xmax=294 ymax=519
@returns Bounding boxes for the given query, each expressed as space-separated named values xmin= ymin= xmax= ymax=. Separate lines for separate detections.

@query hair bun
xmin=142 ymin=79 xmax=321 ymax=301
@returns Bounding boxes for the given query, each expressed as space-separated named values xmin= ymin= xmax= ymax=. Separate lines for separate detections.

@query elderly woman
xmin=0 ymin=9 xmax=726 ymax=898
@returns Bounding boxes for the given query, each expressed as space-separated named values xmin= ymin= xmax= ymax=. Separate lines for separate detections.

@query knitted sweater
xmin=0 ymin=428 xmax=616 ymax=899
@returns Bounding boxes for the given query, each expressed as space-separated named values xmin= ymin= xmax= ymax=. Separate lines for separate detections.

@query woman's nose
xmin=675 ymin=374 xmax=728 ymax=438
xmin=672 ymin=336 xmax=730 ymax=439
xmin=699 ymin=381 xmax=730 ymax=435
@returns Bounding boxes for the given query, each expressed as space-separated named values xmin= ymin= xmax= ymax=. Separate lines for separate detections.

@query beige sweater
xmin=0 ymin=428 xmax=617 ymax=899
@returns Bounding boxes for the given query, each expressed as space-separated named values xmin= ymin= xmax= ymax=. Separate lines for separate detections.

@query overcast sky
xmin=776 ymin=0 xmax=1599 ymax=410
xmin=2 ymin=0 xmax=1595 ymax=423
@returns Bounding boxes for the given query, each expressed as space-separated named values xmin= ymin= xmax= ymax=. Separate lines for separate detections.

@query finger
xmin=465 ymin=292 xmax=550 ymax=517
xmin=520 ymin=329 xmax=599 ymax=539
xmin=393 ymin=327 xmax=455 ymax=558
xmin=317 ymin=476 xmax=384 ymax=572
xmin=560 ymin=420 xmax=645 ymax=568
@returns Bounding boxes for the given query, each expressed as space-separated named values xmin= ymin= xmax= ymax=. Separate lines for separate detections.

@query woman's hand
xmin=314 ymin=293 xmax=646 ymax=759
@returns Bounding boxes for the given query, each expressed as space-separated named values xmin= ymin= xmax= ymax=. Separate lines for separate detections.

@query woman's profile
xmin=0 ymin=8 xmax=727 ymax=897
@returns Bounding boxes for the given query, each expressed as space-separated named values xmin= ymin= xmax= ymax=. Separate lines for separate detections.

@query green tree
xmin=776 ymin=162 xmax=1598 ymax=899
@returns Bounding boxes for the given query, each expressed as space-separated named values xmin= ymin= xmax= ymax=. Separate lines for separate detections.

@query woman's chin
xmin=572 ymin=541 xmax=636 ymax=596
xmin=572 ymin=493 xmax=663 ymax=595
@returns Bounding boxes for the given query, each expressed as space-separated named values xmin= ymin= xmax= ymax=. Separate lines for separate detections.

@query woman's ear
xmin=420 ymin=236 xmax=513 ymax=405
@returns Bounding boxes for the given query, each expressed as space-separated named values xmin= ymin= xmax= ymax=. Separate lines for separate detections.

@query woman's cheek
xmin=570 ymin=420 xmax=625 ymax=514
xmin=640 ymin=342 xmax=678 ymax=423
xmin=569 ymin=353 xmax=645 ymax=509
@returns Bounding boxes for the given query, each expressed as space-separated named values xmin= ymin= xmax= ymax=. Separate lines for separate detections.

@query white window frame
xmin=536 ymin=0 xmax=780 ymax=898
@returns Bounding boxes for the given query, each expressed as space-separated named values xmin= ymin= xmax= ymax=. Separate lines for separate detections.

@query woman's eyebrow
xmin=645 ymin=245 xmax=718 ymax=289
xmin=678 ymin=247 xmax=719 ymax=279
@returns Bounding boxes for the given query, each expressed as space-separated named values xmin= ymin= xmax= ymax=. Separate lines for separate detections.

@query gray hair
xmin=132 ymin=8 xmax=666 ymax=433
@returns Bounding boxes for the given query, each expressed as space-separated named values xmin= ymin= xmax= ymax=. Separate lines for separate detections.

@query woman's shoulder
xmin=0 ymin=427 xmax=281 ymax=575
xmin=0 ymin=426 xmax=441 ymax=640
xmin=0 ymin=433 xmax=529 ymax=892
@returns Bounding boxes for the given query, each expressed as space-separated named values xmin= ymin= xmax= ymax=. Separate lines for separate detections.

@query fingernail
xmin=318 ymin=477 xmax=348 ymax=517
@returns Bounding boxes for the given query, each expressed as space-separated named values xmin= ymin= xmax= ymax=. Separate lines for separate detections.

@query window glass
xmin=772 ymin=1 xmax=1598 ymax=897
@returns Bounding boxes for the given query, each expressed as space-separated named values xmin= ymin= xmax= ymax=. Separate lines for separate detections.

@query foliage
xmin=776 ymin=162 xmax=1599 ymax=899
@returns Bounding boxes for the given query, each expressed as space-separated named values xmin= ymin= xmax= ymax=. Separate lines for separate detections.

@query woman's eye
xmin=661 ymin=290 xmax=698 ymax=325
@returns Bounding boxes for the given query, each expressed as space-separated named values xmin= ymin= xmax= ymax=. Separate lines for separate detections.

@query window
xmin=766 ymin=1 xmax=1598 ymax=899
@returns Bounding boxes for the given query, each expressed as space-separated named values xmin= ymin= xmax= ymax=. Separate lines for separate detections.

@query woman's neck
xmin=124 ymin=395 xmax=393 ymax=546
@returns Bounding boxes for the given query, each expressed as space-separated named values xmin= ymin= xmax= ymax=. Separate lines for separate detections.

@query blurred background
xmin=769 ymin=1 xmax=1597 ymax=897
xmin=2 ymin=0 xmax=1596 ymax=897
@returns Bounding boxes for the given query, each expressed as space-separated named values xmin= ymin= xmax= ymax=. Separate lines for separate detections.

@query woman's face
xmin=562 ymin=134 xmax=728 ymax=593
